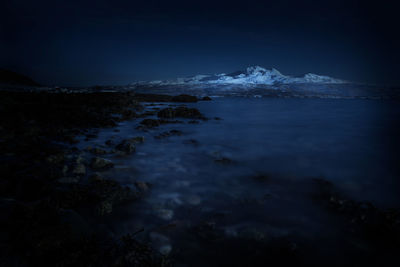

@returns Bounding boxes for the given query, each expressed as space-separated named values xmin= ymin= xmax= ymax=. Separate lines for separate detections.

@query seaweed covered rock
xmin=157 ymin=107 xmax=204 ymax=119
xmin=90 ymin=157 xmax=114 ymax=170
xmin=140 ymin=119 xmax=160 ymax=128
xmin=115 ymin=140 xmax=136 ymax=154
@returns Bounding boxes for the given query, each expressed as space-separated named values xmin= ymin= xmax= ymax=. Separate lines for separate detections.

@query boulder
xmin=72 ymin=163 xmax=86 ymax=176
xmin=157 ymin=106 xmax=203 ymax=119
xmin=140 ymin=119 xmax=160 ymax=128
xmin=90 ymin=157 xmax=114 ymax=170
xmin=115 ymin=140 xmax=136 ymax=154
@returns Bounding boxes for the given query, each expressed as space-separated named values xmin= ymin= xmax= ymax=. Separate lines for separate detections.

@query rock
xmin=121 ymin=109 xmax=137 ymax=120
xmin=89 ymin=147 xmax=108 ymax=155
xmin=62 ymin=165 xmax=69 ymax=176
xmin=239 ymin=228 xmax=266 ymax=241
xmin=214 ymin=157 xmax=233 ymax=164
xmin=156 ymin=209 xmax=174 ymax=220
xmin=72 ymin=163 xmax=86 ymax=176
xmin=58 ymin=177 xmax=80 ymax=184
xmin=115 ymin=140 xmax=136 ymax=154
xmin=183 ymin=139 xmax=199 ymax=146
xmin=159 ymin=244 xmax=172 ymax=255
xmin=171 ymin=94 xmax=198 ymax=102
xmin=105 ymin=139 xmax=114 ymax=146
xmin=90 ymin=157 xmax=114 ymax=170
xmin=157 ymin=106 xmax=203 ymax=119
xmin=214 ymin=117 xmax=222 ymax=120
xmin=155 ymin=130 xmax=183 ymax=139
xmin=140 ymin=119 xmax=160 ymax=128
xmin=201 ymin=96 xmax=212 ymax=101
xmin=156 ymin=108 xmax=175 ymax=119
xmin=134 ymin=181 xmax=150 ymax=192
xmin=175 ymin=106 xmax=203 ymax=118
xmin=59 ymin=209 xmax=90 ymax=235
xmin=186 ymin=195 xmax=202 ymax=205
xmin=89 ymin=172 xmax=104 ymax=183
xmin=46 ymin=153 xmax=65 ymax=164
xmin=96 ymin=200 xmax=112 ymax=216
xmin=252 ymin=174 xmax=269 ymax=182
xmin=128 ymin=136 xmax=145 ymax=144
xmin=75 ymin=155 xmax=87 ymax=164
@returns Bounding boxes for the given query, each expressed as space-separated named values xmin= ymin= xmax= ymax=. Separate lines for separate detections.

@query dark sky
xmin=1 ymin=0 xmax=399 ymax=86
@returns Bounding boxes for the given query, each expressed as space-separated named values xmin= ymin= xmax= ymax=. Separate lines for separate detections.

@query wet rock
xmin=134 ymin=181 xmax=150 ymax=192
xmin=89 ymin=172 xmax=104 ymax=183
xmin=157 ymin=106 xmax=204 ymax=119
xmin=128 ymin=136 xmax=145 ymax=144
xmin=186 ymin=195 xmax=202 ymax=205
xmin=214 ymin=157 xmax=233 ymax=164
xmin=159 ymin=244 xmax=172 ymax=255
xmin=85 ymin=133 xmax=98 ymax=139
xmin=183 ymin=139 xmax=199 ymax=146
xmin=62 ymin=165 xmax=69 ymax=176
xmin=214 ymin=117 xmax=222 ymax=120
xmin=58 ymin=177 xmax=80 ymax=184
xmin=171 ymin=94 xmax=198 ymax=102
xmin=72 ymin=163 xmax=86 ymax=176
xmin=156 ymin=209 xmax=174 ymax=220
xmin=201 ymin=96 xmax=212 ymax=101
xmin=105 ymin=139 xmax=114 ymax=146
xmin=188 ymin=120 xmax=199 ymax=124
xmin=87 ymin=147 xmax=108 ymax=155
xmin=46 ymin=153 xmax=65 ymax=164
xmin=90 ymin=157 xmax=114 ymax=170
xmin=59 ymin=209 xmax=90 ymax=235
xmin=156 ymin=108 xmax=175 ymax=119
xmin=115 ymin=140 xmax=136 ymax=154
xmin=155 ymin=130 xmax=183 ymax=139
xmin=239 ymin=228 xmax=266 ymax=241
xmin=121 ymin=109 xmax=137 ymax=120
xmin=140 ymin=119 xmax=160 ymax=128
xmin=252 ymin=174 xmax=270 ymax=182
xmin=75 ymin=155 xmax=87 ymax=164
xmin=96 ymin=200 xmax=113 ymax=216
xmin=159 ymin=119 xmax=184 ymax=124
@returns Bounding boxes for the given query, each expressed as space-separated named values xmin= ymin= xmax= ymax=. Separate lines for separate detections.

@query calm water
xmin=83 ymin=97 xmax=400 ymax=265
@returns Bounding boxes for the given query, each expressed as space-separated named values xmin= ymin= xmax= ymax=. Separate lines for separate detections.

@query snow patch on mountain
xmin=132 ymin=66 xmax=347 ymax=86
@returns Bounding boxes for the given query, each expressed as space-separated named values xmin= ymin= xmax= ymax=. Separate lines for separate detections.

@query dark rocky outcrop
xmin=115 ymin=139 xmax=136 ymax=154
xmin=0 ymin=69 xmax=40 ymax=86
xmin=90 ymin=157 xmax=114 ymax=170
xmin=140 ymin=118 xmax=161 ymax=128
xmin=171 ymin=94 xmax=198 ymax=102
xmin=157 ymin=106 xmax=204 ymax=119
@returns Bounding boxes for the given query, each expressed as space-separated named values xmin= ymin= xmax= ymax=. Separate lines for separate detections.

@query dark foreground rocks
xmin=0 ymin=90 xmax=188 ymax=266
xmin=157 ymin=106 xmax=204 ymax=119
xmin=132 ymin=93 xmax=198 ymax=103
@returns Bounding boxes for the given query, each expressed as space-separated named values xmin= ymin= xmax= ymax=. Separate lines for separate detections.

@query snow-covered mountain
xmin=133 ymin=66 xmax=347 ymax=86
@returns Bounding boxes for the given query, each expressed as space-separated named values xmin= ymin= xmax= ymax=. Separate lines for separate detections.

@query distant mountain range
xmin=132 ymin=66 xmax=347 ymax=86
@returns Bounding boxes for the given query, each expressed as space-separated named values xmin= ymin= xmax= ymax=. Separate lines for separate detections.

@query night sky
xmin=1 ymin=0 xmax=399 ymax=86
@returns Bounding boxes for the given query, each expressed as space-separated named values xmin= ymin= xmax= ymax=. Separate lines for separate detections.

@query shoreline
xmin=0 ymin=90 xmax=399 ymax=266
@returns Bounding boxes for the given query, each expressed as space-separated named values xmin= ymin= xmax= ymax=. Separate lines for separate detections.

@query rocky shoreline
xmin=1 ymin=90 xmax=399 ymax=266
xmin=0 ymin=90 xmax=206 ymax=266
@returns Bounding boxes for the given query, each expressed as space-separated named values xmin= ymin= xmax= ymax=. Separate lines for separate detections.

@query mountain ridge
xmin=132 ymin=66 xmax=347 ymax=86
